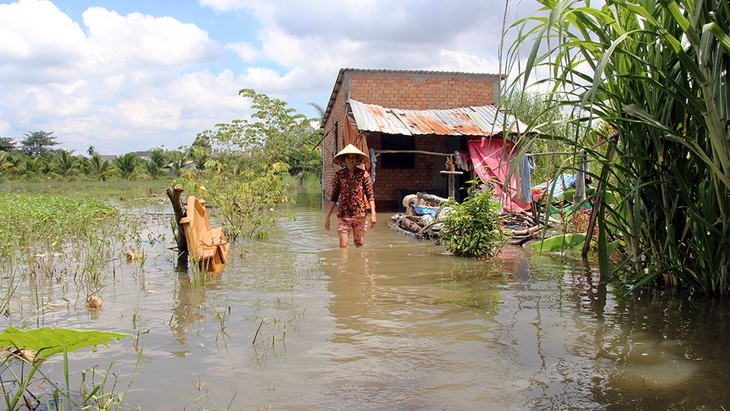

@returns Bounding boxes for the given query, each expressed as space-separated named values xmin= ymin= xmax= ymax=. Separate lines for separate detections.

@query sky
xmin=0 ymin=0 xmax=540 ymax=155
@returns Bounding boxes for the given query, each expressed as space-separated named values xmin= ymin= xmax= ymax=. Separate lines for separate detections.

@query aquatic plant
xmin=0 ymin=194 xmax=119 ymax=260
xmin=0 ymin=327 xmax=133 ymax=410
xmin=0 ymin=179 xmax=172 ymax=202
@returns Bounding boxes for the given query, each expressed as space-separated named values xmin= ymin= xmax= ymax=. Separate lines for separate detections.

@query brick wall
xmin=322 ymin=88 xmax=348 ymax=202
xmin=369 ymin=135 xmax=440 ymax=210
xmin=345 ymin=71 xmax=498 ymax=109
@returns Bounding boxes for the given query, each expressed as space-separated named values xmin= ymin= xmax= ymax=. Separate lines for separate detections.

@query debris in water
xmin=86 ymin=295 xmax=103 ymax=310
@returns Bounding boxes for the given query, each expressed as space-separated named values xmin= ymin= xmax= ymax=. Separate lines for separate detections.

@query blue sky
xmin=0 ymin=0 xmax=538 ymax=155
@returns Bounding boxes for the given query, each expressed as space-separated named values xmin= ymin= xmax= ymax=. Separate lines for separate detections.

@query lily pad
xmin=0 ymin=327 xmax=133 ymax=360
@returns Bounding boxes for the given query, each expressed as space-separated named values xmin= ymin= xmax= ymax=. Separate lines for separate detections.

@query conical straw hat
xmin=333 ymin=144 xmax=369 ymax=165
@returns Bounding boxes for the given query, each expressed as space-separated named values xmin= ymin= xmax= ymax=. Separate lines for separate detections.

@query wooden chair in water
xmin=179 ymin=196 xmax=229 ymax=272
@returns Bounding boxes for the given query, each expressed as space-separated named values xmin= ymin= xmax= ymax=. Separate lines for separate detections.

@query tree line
xmin=0 ymin=92 xmax=323 ymax=182
xmin=1 ymin=132 xmax=193 ymax=181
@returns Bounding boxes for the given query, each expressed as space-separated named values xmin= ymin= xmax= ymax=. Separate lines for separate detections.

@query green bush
xmin=441 ymin=191 xmax=507 ymax=260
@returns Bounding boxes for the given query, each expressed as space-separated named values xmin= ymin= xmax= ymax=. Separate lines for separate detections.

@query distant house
xmin=320 ymin=68 xmax=530 ymax=211
xmin=133 ymin=151 xmax=152 ymax=160
xmin=98 ymin=155 xmax=117 ymax=162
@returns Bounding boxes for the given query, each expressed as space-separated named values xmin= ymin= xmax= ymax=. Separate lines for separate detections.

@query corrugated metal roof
xmin=320 ymin=68 xmax=502 ymax=129
xmin=348 ymin=99 xmax=531 ymax=137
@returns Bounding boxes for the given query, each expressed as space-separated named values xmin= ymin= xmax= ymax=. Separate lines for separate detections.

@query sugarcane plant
xmin=507 ymin=0 xmax=730 ymax=293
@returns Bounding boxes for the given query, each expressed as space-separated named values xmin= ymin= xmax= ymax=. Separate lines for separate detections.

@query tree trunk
xmin=166 ymin=184 xmax=188 ymax=254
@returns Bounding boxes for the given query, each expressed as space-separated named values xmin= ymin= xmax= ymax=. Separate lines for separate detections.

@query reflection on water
xmin=169 ymin=271 xmax=224 ymax=356
xmin=7 ymin=190 xmax=730 ymax=410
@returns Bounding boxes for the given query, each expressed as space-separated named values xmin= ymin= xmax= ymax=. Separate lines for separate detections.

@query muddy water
xmin=24 ymin=190 xmax=730 ymax=410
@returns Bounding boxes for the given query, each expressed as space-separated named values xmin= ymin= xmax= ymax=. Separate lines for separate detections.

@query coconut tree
xmin=167 ymin=150 xmax=188 ymax=177
xmin=112 ymin=153 xmax=139 ymax=180
xmin=509 ymin=0 xmax=730 ymax=293
xmin=53 ymin=150 xmax=79 ymax=178
xmin=0 ymin=151 xmax=18 ymax=180
xmin=87 ymin=154 xmax=113 ymax=181
xmin=144 ymin=148 xmax=169 ymax=179
xmin=0 ymin=151 xmax=15 ymax=176
xmin=22 ymin=156 xmax=46 ymax=177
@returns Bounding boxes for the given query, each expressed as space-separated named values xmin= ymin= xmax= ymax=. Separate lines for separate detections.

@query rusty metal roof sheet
xmin=321 ymin=68 xmax=503 ymax=128
xmin=348 ymin=99 xmax=531 ymax=137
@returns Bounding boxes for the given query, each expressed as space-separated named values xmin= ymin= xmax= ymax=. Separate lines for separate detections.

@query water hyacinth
xmin=0 ymin=194 xmax=119 ymax=259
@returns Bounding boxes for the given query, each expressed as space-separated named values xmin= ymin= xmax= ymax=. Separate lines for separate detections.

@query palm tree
xmin=509 ymin=0 xmax=730 ymax=293
xmin=167 ymin=150 xmax=188 ymax=177
xmin=87 ymin=154 xmax=113 ymax=181
xmin=112 ymin=153 xmax=139 ymax=180
xmin=23 ymin=156 xmax=45 ymax=177
xmin=53 ymin=150 xmax=79 ymax=178
xmin=144 ymin=149 xmax=169 ymax=179
xmin=0 ymin=151 xmax=16 ymax=176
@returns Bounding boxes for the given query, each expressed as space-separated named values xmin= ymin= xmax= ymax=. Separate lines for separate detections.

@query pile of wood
xmin=389 ymin=191 xmax=553 ymax=247
xmin=501 ymin=209 xmax=547 ymax=246
xmin=387 ymin=192 xmax=452 ymax=240
xmin=388 ymin=214 xmax=434 ymax=239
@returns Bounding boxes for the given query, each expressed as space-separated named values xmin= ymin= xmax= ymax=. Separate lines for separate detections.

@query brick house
xmin=320 ymin=68 xmax=528 ymax=211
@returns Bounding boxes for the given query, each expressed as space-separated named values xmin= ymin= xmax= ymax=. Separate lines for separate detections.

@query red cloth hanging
xmin=467 ymin=138 xmax=529 ymax=210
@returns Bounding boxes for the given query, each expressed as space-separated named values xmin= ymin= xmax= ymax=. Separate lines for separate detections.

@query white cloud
xmin=199 ymin=0 xmax=524 ymax=97
xmin=0 ymin=0 xmax=88 ymax=84
xmin=259 ymin=29 xmax=307 ymax=67
xmin=0 ymin=0 xmax=544 ymax=154
xmin=0 ymin=0 xmax=237 ymax=154
xmin=225 ymin=42 xmax=259 ymax=62
xmin=82 ymin=7 xmax=224 ymax=70
xmin=238 ymin=66 xmax=310 ymax=96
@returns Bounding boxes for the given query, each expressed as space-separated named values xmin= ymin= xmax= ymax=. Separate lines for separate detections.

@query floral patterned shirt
xmin=331 ymin=167 xmax=374 ymax=218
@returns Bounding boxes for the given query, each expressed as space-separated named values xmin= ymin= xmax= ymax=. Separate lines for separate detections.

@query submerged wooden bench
xmin=179 ymin=195 xmax=229 ymax=272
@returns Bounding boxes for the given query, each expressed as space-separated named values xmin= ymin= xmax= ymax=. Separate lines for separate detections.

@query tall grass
xmin=508 ymin=0 xmax=730 ymax=293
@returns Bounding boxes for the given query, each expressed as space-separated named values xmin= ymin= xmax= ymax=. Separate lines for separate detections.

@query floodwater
xmin=10 ymin=190 xmax=730 ymax=410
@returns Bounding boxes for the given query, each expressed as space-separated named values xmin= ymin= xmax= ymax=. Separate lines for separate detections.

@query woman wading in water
xmin=324 ymin=144 xmax=377 ymax=248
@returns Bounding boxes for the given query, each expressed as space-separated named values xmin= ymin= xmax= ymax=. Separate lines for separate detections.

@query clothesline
xmin=373 ymin=150 xmax=452 ymax=157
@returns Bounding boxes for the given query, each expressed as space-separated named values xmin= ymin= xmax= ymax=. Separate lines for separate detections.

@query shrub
xmin=440 ymin=190 xmax=507 ymax=259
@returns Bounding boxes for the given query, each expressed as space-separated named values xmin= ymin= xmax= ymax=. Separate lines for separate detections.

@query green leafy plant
xmin=0 ymin=327 xmax=133 ymax=410
xmin=179 ymin=161 xmax=291 ymax=242
xmin=175 ymin=89 xmax=319 ymax=242
xmin=440 ymin=189 xmax=507 ymax=260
